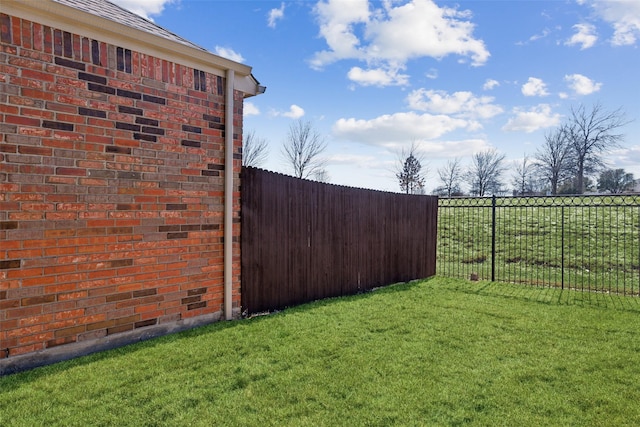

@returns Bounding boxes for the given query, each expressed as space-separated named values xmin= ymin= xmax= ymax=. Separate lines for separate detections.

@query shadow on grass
xmin=2 ymin=277 xmax=431 ymax=385
xmin=6 ymin=275 xmax=637 ymax=387
xmin=452 ymin=278 xmax=640 ymax=313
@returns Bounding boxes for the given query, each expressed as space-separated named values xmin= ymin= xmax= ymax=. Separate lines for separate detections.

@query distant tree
xmin=313 ymin=168 xmax=330 ymax=183
xmin=511 ymin=155 xmax=537 ymax=195
xmin=242 ymin=130 xmax=269 ymax=167
xmin=282 ymin=120 xmax=327 ymax=179
xmin=597 ymin=168 xmax=635 ymax=194
xmin=396 ymin=142 xmax=426 ymax=194
xmin=436 ymin=158 xmax=463 ymax=197
xmin=558 ymin=176 xmax=596 ymax=194
xmin=534 ymin=126 xmax=575 ymax=195
xmin=466 ymin=149 xmax=506 ymax=196
xmin=564 ymin=102 xmax=628 ymax=194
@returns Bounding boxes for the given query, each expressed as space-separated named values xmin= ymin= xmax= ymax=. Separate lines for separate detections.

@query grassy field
xmin=438 ymin=195 xmax=640 ymax=295
xmin=2 ymin=277 xmax=640 ymax=426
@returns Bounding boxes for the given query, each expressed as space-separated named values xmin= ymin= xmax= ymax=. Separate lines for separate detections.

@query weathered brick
xmin=42 ymin=120 xmax=74 ymax=131
xmin=54 ymin=56 xmax=85 ymax=71
xmin=134 ymin=318 xmax=157 ymax=328
xmin=167 ymin=232 xmax=188 ymax=239
xmin=182 ymin=124 xmax=201 ymax=133
xmin=187 ymin=301 xmax=207 ymax=310
xmin=21 ymin=295 xmax=56 ymax=306
xmin=78 ymin=72 xmax=107 ymax=85
xmin=78 ymin=107 xmax=106 ymax=118
xmin=2 ymin=10 xmax=240 ymax=361
xmin=87 ymin=82 xmax=115 ymax=94
xmin=116 ymin=88 xmax=141 ymax=99
xmin=132 ymin=288 xmax=157 ymax=298
xmin=105 ymin=292 xmax=132 ymax=302
xmin=0 ymin=259 xmax=21 ymax=269
xmin=135 ymin=117 xmax=158 ymax=126
xmin=115 ymin=122 xmax=139 ymax=131
xmin=118 ymin=105 xmax=143 ymax=115
xmin=181 ymin=139 xmax=201 ymax=147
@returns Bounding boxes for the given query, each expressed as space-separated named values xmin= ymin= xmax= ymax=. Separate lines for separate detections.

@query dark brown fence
xmin=241 ymin=167 xmax=438 ymax=314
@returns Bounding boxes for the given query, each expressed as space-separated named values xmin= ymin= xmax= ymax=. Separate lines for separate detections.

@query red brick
xmin=1 ymin=12 xmax=241 ymax=360
xmin=19 ymin=313 xmax=54 ymax=326
xmin=5 ymin=114 xmax=41 ymax=126
xmin=7 ymin=325 xmax=43 ymax=340
xmin=54 ymin=325 xmax=86 ymax=338
xmin=54 ymin=309 xmax=85 ymax=320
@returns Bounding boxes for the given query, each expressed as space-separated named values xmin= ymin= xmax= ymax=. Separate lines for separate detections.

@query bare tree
xmin=313 ymin=168 xmax=330 ymax=183
xmin=533 ymin=126 xmax=575 ymax=195
xmin=242 ymin=130 xmax=269 ymax=167
xmin=565 ymin=102 xmax=628 ymax=194
xmin=511 ymin=155 xmax=537 ymax=195
xmin=466 ymin=149 xmax=506 ymax=196
xmin=282 ymin=120 xmax=327 ymax=179
xmin=436 ymin=158 xmax=463 ymax=197
xmin=395 ymin=142 xmax=427 ymax=194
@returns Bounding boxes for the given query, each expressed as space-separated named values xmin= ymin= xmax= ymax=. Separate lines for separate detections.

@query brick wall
xmin=0 ymin=13 xmax=243 ymax=358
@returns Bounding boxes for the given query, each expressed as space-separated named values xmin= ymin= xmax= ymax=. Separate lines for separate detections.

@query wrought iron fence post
xmin=561 ymin=206 xmax=565 ymax=290
xmin=491 ymin=195 xmax=496 ymax=282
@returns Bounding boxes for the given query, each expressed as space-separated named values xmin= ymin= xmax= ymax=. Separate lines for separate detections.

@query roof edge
xmin=4 ymin=0 xmax=262 ymax=95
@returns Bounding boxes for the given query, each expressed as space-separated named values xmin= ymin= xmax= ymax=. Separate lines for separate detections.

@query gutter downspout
xmin=224 ymin=69 xmax=235 ymax=320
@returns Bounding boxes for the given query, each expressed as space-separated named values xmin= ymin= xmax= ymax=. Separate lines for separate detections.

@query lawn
xmin=2 ymin=277 xmax=640 ymax=426
xmin=438 ymin=195 xmax=640 ymax=294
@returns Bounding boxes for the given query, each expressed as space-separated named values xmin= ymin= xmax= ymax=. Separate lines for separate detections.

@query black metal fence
xmin=437 ymin=195 xmax=640 ymax=295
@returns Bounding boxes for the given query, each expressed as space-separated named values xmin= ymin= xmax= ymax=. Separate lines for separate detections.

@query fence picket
xmin=241 ymin=167 xmax=438 ymax=314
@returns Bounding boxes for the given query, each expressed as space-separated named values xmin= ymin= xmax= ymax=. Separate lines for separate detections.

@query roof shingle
xmin=53 ymin=0 xmax=208 ymax=52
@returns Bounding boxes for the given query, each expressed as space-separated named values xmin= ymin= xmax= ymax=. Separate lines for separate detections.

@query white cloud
xmin=244 ymin=102 xmax=260 ymax=116
xmin=483 ymin=79 xmax=500 ymax=90
xmin=347 ymin=66 xmax=409 ymax=86
xmin=111 ymin=0 xmax=177 ymax=20
xmin=214 ymin=46 xmax=245 ymax=63
xmin=564 ymin=73 xmax=602 ymax=95
xmin=406 ymin=89 xmax=503 ymax=119
xmin=608 ymin=145 xmax=640 ymax=171
xmin=327 ymin=153 xmax=385 ymax=169
xmin=521 ymin=77 xmax=549 ymax=97
xmin=333 ymin=111 xmax=469 ymax=146
xmin=588 ymin=0 xmax=640 ymax=46
xmin=425 ymin=68 xmax=438 ymax=79
xmin=268 ymin=3 xmax=286 ymax=29
xmin=502 ymin=104 xmax=561 ymax=133
xmin=272 ymin=104 xmax=306 ymax=119
xmin=311 ymin=0 xmax=370 ymax=68
xmin=529 ymin=28 xmax=551 ymax=42
xmin=311 ymin=0 xmax=489 ymax=86
xmin=415 ymin=139 xmax=490 ymax=158
xmin=565 ymin=23 xmax=598 ymax=49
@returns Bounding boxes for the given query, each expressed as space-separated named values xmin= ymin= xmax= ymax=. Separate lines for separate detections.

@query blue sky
xmin=114 ymin=0 xmax=640 ymax=193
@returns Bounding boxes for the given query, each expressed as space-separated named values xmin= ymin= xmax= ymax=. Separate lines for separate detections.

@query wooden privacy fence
xmin=241 ymin=167 xmax=438 ymax=314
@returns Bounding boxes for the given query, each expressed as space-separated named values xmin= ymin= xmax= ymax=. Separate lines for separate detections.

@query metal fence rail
xmin=437 ymin=195 xmax=640 ymax=295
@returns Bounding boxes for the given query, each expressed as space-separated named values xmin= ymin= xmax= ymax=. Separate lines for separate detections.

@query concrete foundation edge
xmin=0 ymin=309 xmax=239 ymax=376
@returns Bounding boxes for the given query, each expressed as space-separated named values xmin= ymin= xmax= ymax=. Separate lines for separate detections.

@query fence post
xmin=491 ymin=195 xmax=496 ymax=282
xmin=561 ymin=206 xmax=565 ymax=290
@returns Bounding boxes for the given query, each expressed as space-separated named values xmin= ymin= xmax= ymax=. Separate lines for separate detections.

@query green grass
xmin=2 ymin=277 xmax=640 ymax=426
xmin=438 ymin=195 xmax=640 ymax=294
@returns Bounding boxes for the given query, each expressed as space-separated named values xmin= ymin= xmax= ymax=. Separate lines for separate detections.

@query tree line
xmin=402 ymin=102 xmax=634 ymax=196
xmin=243 ymin=103 xmax=633 ymax=196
